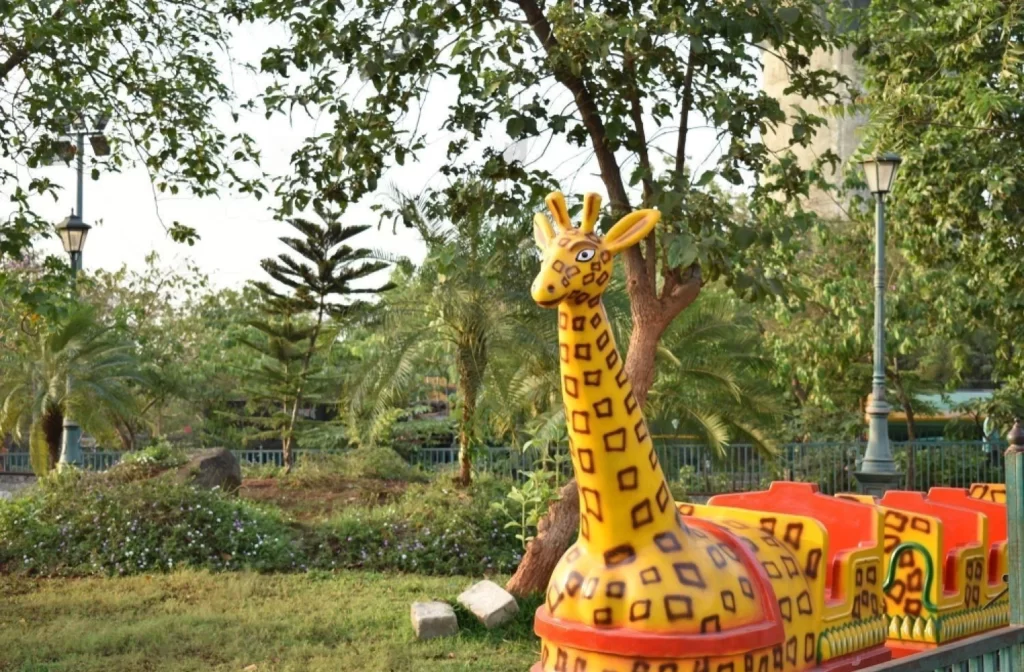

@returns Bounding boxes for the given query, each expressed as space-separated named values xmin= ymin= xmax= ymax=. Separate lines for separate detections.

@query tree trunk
xmin=458 ymin=392 xmax=476 ymax=486
xmin=504 ymin=313 xmax=666 ymax=596
xmin=455 ymin=343 xmax=482 ymax=486
xmin=506 ymin=480 xmax=580 ymax=597
xmin=41 ymin=407 xmax=64 ymax=470
xmin=114 ymin=419 xmax=135 ymax=451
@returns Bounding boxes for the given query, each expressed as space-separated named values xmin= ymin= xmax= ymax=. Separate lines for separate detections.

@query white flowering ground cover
xmin=0 ymin=570 xmax=542 ymax=671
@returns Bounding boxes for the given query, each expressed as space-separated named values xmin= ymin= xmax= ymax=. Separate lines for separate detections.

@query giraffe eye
xmin=575 ymin=249 xmax=596 ymax=262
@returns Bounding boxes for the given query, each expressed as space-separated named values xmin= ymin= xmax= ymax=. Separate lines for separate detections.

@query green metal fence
xmin=0 ymin=440 xmax=1007 ymax=498
xmin=860 ymin=627 xmax=1024 ymax=671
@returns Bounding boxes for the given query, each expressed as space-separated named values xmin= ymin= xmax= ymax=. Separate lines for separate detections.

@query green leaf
xmin=506 ymin=117 xmax=525 ymax=138
xmin=778 ymin=7 xmax=800 ymax=24
xmin=666 ymin=232 xmax=699 ymax=269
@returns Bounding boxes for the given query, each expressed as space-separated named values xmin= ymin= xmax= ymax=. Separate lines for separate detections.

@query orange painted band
xmin=534 ymin=517 xmax=785 ymax=658
xmin=529 ymin=646 xmax=890 ymax=672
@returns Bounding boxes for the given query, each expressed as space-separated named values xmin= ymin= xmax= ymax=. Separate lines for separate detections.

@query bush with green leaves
xmin=240 ymin=447 xmax=428 ymax=486
xmin=308 ymin=474 xmax=522 ymax=575
xmin=338 ymin=447 xmax=428 ymax=482
xmin=490 ymin=470 xmax=559 ymax=550
xmin=0 ymin=471 xmax=299 ymax=576
xmin=118 ymin=440 xmax=189 ymax=469
xmin=0 ymin=463 xmax=523 ymax=578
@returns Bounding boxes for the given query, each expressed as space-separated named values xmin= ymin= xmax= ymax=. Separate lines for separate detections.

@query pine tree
xmin=243 ymin=213 xmax=392 ymax=468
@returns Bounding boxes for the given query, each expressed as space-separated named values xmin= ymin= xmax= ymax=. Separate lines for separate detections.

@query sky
xmin=12 ymin=21 xmax=736 ymax=291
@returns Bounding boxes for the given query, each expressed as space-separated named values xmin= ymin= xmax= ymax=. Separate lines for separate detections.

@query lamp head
xmin=57 ymin=213 xmax=91 ymax=254
xmin=861 ymin=153 xmax=902 ymax=195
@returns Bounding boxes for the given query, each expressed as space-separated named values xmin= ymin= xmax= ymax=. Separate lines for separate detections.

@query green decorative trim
xmin=886 ymin=595 xmax=1010 ymax=643
xmin=933 ymin=596 xmax=1009 ymax=643
xmin=883 ymin=542 xmax=939 ymax=613
xmin=816 ymin=615 xmax=887 ymax=664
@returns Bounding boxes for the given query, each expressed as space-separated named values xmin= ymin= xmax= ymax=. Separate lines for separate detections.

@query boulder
xmin=176 ymin=448 xmax=242 ymax=493
xmin=410 ymin=601 xmax=458 ymax=641
xmin=457 ymin=580 xmax=519 ymax=629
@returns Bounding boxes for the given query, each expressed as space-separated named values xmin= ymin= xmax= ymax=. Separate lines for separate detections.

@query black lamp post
xmin=854 ymin=153 xmax=904 ymax=497
xmin=52 ymin=115 xmax=107 ymax=469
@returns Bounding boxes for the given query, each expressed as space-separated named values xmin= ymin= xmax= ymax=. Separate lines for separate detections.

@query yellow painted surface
xmin=970 ymin=483 xmax=1006 ymax=504
xmin=835 ymin=494 xmax=1007 ymax=645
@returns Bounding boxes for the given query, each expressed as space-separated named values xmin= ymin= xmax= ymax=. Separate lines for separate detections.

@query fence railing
xmin=1 ymin=440 xmax=1004 ymax=497
xmin=860 ymin=626 xmax=1024 ymax=671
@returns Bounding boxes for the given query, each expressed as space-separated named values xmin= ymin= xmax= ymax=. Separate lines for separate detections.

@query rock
xmin=175 ymin=448 xmax=242 ymax=494
xmin=457 ymin=580 xmax=519 ymax=629
xmin=410 ymin=601 xmax=458 ymax=641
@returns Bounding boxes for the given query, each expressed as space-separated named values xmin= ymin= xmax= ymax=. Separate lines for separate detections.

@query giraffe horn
xmin=580 ymin=192 xmax=601 ymax=233
xmin=533 ymin=212 xmax=555 ymax=248
xmin=545 ymin=191 xmax=572 ymax=230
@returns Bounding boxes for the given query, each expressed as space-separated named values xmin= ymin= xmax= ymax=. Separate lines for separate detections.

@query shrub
xmin=339 ymin=447 xmax=427 ymax=482
xmin=0 ymin=465 xmax=522 ymax=579
xmin=241 ymin=461 xmax=283 ymax=480
xmin=0 ymin=470 xmax=300 ymax=576
xmin=307 ymin=474 xmax=522 ymax=575
xmin=270 ymin=448 xmax=428 ymax=489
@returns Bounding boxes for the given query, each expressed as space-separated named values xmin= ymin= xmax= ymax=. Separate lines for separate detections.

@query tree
xmin=87 ymin=254 xmax=215 ymax=448
xmin=242 ymin=211 xmax=392 ymax=468
xmin=761 ymin=210 xmax=988 ymax=487
xmin=645 ymin=287 xmax=782 ymax=453
xmin=249 ymin=0 xmax=850 ymax=588
xmin=252 ymin=0 xmax=846 ymax=402
xmin=855 ymin=0 xmax=1024 ymax=406
xmin=351 ymin=184 xmax=549 ymax=484
xmin=1 ymin=0 xmax=263 ymax=259
xmin=0 ymin=304 xmax=138 ymax=474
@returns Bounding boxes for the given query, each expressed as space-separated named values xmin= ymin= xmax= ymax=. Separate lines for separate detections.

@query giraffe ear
xmin=603 ymin=209 xmax=661 ymax=254
xmin=533 ymin=213 xmax=555 ymax=251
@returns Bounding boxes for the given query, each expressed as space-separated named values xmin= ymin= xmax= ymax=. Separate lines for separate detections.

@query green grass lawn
xmin=0 ymin=570 xmax=540 ymax=672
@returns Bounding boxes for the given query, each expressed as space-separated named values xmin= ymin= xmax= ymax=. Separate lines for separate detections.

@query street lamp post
xmin=54 ymin=116 xmax=107 ymax=469
xmin=854 ymin=153 xmax=904 ymax=497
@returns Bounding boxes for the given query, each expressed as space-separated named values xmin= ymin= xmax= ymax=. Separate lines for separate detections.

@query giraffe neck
xmin=556 ymin=300 xmax=681 ymax=554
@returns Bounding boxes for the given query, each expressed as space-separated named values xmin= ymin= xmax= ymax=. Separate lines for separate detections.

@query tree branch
xmin=514 ymin=0 xmax=629 ymax=209
xmin=623 ymin=47 xmax=657 ymax=285
xmin=675 ymin=47 xmax=697 ymax=175
xmin=663 ymin=263 xmax=702 ymax=316
xmin=515 ymin=0 xmax=653 ymax=301
xmin=0 ymin=0 xmax=82 ymax=81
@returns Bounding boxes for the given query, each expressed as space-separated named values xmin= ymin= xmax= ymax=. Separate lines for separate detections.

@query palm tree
xmin=644 ymin=288 xmax=782 ymax=455
xmin=0 ymin=304 xmax=138 ymax=474
xmin=350 ymin=185 xmax=550 ymax=484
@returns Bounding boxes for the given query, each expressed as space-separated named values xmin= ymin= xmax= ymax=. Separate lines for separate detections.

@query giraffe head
xmin=530 ymin=191 xmax=661 ymax=308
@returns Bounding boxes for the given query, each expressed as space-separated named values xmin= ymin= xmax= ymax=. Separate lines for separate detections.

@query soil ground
xmin=238 ymin=477 xmax=409 ymax=522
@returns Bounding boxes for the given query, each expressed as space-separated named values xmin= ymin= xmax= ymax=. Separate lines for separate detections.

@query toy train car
xmin=533 ymin=481 xmax=1007 ymax=672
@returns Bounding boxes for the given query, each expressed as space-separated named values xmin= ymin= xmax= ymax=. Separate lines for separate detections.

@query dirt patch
xmin=239 ymin=477 xmax=408 ymax=522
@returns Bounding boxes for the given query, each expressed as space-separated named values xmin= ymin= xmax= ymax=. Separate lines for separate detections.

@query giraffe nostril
xmin=547 ymin=285 xmax=555 ymax=293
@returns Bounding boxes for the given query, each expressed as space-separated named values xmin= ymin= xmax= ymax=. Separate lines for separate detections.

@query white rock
xmin=457 ymin=580 xmax=519 ymax=629
xmin=410 ymin=601 xmax=458 ymax=641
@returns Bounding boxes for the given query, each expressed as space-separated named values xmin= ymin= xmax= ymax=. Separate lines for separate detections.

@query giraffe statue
xmin=527 ymin=191 xmax=887 ymax=672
